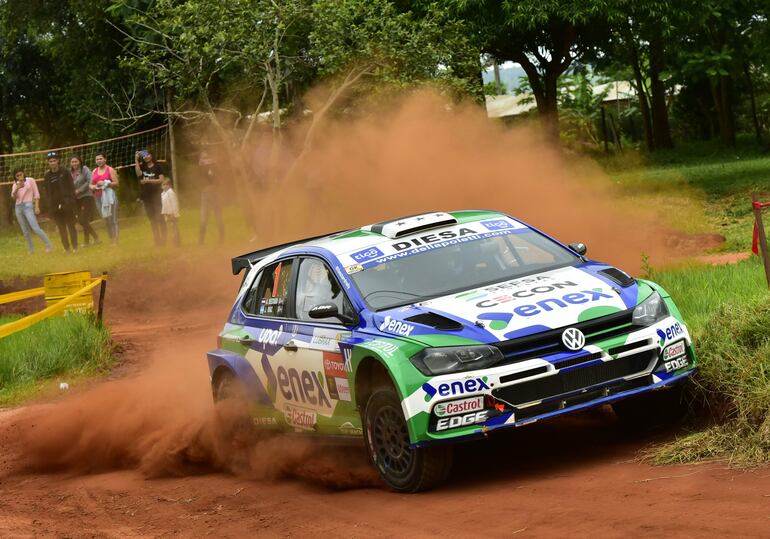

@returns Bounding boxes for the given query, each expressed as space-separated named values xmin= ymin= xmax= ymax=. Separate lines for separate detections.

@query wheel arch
xmin=354 ymin=355 xmax=399 ymax=411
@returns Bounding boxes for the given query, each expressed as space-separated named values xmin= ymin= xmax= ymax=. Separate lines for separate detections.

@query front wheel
xmin=363 ymin=387 xmax=452 ymax=492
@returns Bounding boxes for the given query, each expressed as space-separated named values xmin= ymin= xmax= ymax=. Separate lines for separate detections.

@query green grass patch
xmin=601 ymin=140 xmax=770 ymax=253
xmin=648 ymin=257 xmax=770 ymax=466
xmin=0 ymin=205 xmax=254 ymax=281
xmin=0 ymin=312 xmax=113 ymax=406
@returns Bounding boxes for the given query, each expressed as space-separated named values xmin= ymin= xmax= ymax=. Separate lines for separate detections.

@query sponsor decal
xmin=561 ymin=327 xmax=586 ymax=351
xmin=476 ymin=281 xmax=579 ymax=308
xmin=656 ymin=322 xmax=684 ymax=346
xmin=366 ymin=339 xmax=399 ymax=357
xmin=335 ymin=378 xmax=351 ymax=401
xmin=334 ymin=266 xmax=352 ymax=290
xmin=392 ymin=227 xmax=478 ymax=252
xmin=435 ymin=410 xmax=491 ymax=432
xmin=663 ymin=340 xmax=686 ymax=361
xmin=345 ymin=264 xmax=363 ymax=274
xmin=433 ymin=396 xmax=484 ymax=417
xmin=261 ymin=356 xmax=331 ymax=409
xmin=338 ymin=421 xmax=363 ymax=436
xmin=379 ymin=315 xmax=415 ymax=336
xmin=257 ymin=325 xmax=283 ymax=347
xmin=351 ymin=246 xmax=385 ymax=262
xmin=663 ymin=356 xmax=689 ymax=373
xmin=422 ymin=376 xmax=490 ymax=401
xmin=284 ymin=404 xmax=317 ymax=431
xmin=323 ymin=351 xmax=348 ymax=378
xmin=253 ymin=416 xmax=278 ymax=426
xmin=480 ymin=218 xmax=515 ymax=231
xmin=310 ymin=329 xmax=351 ymax=351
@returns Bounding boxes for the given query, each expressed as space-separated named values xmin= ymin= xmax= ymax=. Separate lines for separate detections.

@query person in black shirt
xmin=43 ymin=151 xmax=79 ymax=252
xmin=134 ymin=149 xmax=167 ymax=246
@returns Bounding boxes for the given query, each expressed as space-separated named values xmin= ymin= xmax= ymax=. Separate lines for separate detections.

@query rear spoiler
xmin=231 ymin=230 xmax=347 ymax=275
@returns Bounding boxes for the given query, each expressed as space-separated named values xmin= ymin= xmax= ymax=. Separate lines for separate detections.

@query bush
xmin=652 ymin=297 xmax=770 ymax=465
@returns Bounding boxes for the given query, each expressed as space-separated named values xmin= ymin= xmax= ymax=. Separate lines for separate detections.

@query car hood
xmin=371 ymin=264 xmax=645 ymax=345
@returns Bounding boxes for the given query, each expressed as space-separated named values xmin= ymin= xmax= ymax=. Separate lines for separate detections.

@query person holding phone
xmin=10 ymin=168 xmax=53 ymax=254
xmin=134 ymin=149 xmax=167 ymax=246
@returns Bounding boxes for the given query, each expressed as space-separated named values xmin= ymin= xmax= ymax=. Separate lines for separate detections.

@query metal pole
xmin=752 ymin=193 xmax=770 ymax=288
xmin=97 ymin=271 xmax=108 ymax=323
xmin=601 ymin=107 xmax=609 ymax=154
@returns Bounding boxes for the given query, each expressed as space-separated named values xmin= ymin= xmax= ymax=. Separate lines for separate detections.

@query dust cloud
xmin=1 ymin=90 xmax=670 ymax=488
xmin=5 ymin=343 xmax=378 ymax=489
xmin=246 ymin=91 xmax=669 ymax=273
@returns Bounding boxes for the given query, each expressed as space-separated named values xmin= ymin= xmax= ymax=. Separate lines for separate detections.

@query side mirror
xmin=308 ymin=302 xmax=357 ymax=325
xmin=568 ymin=242 xmax=587 ymax=256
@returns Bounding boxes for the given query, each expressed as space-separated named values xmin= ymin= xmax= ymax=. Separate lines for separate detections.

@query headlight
xmin=632 ymin=291 xmax=669 ymax=326
xmin=410 ymin=345 xmax=503 ymax=376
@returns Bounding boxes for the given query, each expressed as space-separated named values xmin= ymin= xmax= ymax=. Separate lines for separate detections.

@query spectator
xmin=43 ymin=150 xmax=78 ymax=252
xmin=197 ymin=150 xmax=224 ymax=244
xmin=134 ymin=149 xmax=166 ymax=246
xmin=10 ymin=168 xmax=53 ymax=254
xmin=91 ymin=153 xmax=119 ymax=245
xmin=161 ymin=178 xmax=181 ymax=247
xmin=70 ymin=155 xmax=100 ymax=246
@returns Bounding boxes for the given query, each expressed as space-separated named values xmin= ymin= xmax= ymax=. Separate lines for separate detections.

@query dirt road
xmin=0 ymin=268 xmax=768 ymax=538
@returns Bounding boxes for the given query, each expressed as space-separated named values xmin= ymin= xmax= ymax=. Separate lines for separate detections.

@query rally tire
xmin=363 ymin=387 xmax=452 ymax=492
xmin=612 ymin=383 xmax=689 ymax=428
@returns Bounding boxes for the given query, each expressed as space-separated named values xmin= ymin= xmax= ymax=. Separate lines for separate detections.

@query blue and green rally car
xmin=207 ymin=210 xmax=697 ymax=492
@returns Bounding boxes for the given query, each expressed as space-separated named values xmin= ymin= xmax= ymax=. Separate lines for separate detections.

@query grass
xmin=0 ymin=204 xmax=254 ymax=282
xmin=601 ymin=137 xmax=770 ymax=252
xmin=642 ymin=257 xmax=770 ymax=466
xmin=0 ymin=312 xmax=113 ymax=406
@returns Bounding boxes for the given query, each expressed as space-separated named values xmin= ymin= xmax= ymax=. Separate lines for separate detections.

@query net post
xmin=752 ymin=193 xmax=770 ymax=288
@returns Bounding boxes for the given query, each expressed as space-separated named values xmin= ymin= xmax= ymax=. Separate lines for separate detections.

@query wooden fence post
xmin=97 ymin=271 xmax=108 ymax=323
xmin=752 ymin=193 xmax=770 ymax=288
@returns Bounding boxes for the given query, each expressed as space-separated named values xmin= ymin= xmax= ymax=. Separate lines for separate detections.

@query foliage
xmin=647 ymin=267 xmax=770 ymax=465
xmin=0 ymin=312 xmax=113 ymax=405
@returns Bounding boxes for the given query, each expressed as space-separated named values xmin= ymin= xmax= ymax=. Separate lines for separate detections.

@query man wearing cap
xmin=43 ymin=151 xmax=79 ymax=252
xmin=134 ymin=149 xmax=167 ymax=246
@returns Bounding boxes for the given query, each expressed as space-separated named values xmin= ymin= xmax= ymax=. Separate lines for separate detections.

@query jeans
xmin=165 ymin=215 xmax=181 ymax=246
xmin=15 ymin=202 xmax=52 ymax=253
xmin=103 ymin=203 xmax=119 ymax=242
xmin=142 ymin=196 xmax=166 ymax=246
xmin=199 ymin=190 xmax=224 ymax=244
xmin=76 ymin=196 xmax=100 ymax=244
xmin=52 ymin=203 xmax=78 ymax=251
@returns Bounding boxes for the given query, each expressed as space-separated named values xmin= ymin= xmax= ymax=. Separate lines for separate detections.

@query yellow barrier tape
xmin=0 ymin=278 xmax=104 ymax=339
xmin=0 ymin=287 xmax=45 ymax=306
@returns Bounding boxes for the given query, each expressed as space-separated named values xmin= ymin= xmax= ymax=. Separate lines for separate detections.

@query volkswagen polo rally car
xmin=208 ymin=210 xmax=696 ymax=492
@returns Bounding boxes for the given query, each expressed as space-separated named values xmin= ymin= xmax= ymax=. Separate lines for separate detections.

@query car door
xmin=290 ymin=256 xmax=362 ymax=437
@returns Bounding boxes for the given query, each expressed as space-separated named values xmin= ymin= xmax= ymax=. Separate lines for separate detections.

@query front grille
xmin=492 ymin=350 xmax=656 ymax=406
xmin=494 ymin=308 xmax=636 ymax=365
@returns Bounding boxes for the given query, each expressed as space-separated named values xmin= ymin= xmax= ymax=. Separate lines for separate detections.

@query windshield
xmin=350 ymin=230 xmax=580 ymax=310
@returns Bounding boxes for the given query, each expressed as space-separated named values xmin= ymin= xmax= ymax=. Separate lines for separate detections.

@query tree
xmin=449 ymin=0 xmax=618 ymax=141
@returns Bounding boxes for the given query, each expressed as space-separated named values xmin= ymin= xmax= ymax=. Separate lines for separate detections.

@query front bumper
xmin=403 ymin=316 xmax=697 ymax=446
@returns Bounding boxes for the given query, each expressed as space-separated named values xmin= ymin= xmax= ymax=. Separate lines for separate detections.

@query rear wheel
xmin=363 ymin=386 xmax=452 ymax=492
xmin=213 ymin=370 xmax=258 ymax=444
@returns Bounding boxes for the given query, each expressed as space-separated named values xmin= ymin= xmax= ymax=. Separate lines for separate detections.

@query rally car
xmin=207 ymin=210 xmax=697 ymax=492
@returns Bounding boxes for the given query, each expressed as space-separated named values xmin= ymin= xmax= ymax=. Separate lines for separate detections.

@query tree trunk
xmin=710 ymin=75 xmax=736 ymax=147
xmin=648 ymin=35 xmax=673 ymax=149
xmin=628 ymin=40 xmax=654 ymax=151
xmin=744 ymin=62 xmax=763 ymax=146
xmin=542 ymin=72 xmax=560 ymax=141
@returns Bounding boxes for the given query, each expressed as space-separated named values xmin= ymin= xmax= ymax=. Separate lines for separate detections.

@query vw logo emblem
xmin=561 ymin=327 xmax=586 ymax=351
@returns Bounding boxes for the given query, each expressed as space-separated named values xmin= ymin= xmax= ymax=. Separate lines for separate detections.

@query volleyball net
xmin=0 ymin=125 xmax=169 ymax=185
